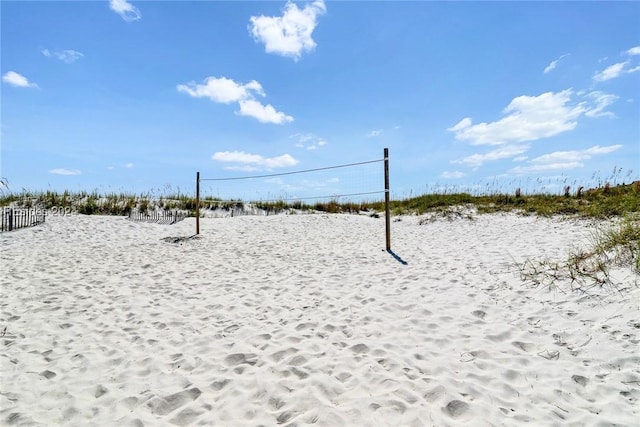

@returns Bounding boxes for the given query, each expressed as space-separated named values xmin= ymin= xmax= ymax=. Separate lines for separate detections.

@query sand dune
xmin=1 ymin=212 xmax=638 ymax=426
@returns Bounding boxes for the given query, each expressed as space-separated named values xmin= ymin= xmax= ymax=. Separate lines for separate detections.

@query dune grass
xmin=1 ymin=179 xmax=638 ymax=218
xmin=377 ymin=181 xmax=640 ymax=219
xmin=518 ymin=213 xmax=639 ymax=294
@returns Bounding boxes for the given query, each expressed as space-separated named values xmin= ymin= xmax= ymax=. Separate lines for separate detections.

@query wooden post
xmin=384 ymin=148 xmax=391 ymax=251
xmin=196 ymin=171 xmax=200 ymax=235
xmin=8 ymin=208 xmax=14 ymax=231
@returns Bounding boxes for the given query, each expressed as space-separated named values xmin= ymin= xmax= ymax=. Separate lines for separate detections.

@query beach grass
xmin=518 ymin=213 xmax=639 ymax=293
xmin=1 ymin=178 xmax=638 ymax=218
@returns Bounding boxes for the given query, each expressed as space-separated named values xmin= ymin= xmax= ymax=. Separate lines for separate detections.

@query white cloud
xmin=109 ymin=0 xmax=141 ymax=22
xmin=582 ymin=91 xmax=618 ymax=118
xmin=531 ymin=145 xmax=622 ymax=164
xmin=543 ymin=54 xmax=569 ymax=74
xmin=509 ymin=144 xmax=622 ymax=174
xmin=178 ymin=76 xmax=292 ymax=124
xmin=237 ymin=99 xmax=293 ymax=124
xmin=177 ymin=77 xmax=263 ymax=104
xmin=441 ymin=171 xmax=466 ymax=179
xmin=292 ymin=133 xmax=327 ymax=150
xmin=49 ymin=168 xmax=81 ymax=176
xmin=42 ymin=49 xmax=84 ymax=64
xmin=593 ymin=46 xmax=640 ymax=82
xmin=212 ymin=151 xmax=299 ymax=170
xmin=367 ymin=129 xmax=383 ymax=137
xmin=125 ymin=163 xmax=134 ymax=168
xmin=249 ymin=0 xmax=326 ymax=61
xmin=448 ymin=117 xmax=472 ymax=132
xmin=543 ymin=61 xmax=559 ymax=74
xmin=2 ymin=71 xmax=38 ymax=88
xmin=448 ymin=89 xmax=616 ymax=146
xmin=510 ymin=162 xmax=584 ymax=174
xmin=453 ymin=144 xmax=531 ymax=168
xmin=292 ymin=133 xmax=314 ymax=144
xmin=448 ymin=90 xmax=582 ymax=146
xmin=593 ymin=62 xmax=629 ymax=81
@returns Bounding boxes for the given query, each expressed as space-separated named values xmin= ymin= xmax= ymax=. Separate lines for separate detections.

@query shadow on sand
xmin=387 ymin=249 xmax=408 ymax=265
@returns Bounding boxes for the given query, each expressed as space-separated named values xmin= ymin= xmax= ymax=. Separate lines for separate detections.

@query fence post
xmin=8 ymin=208 xmax=14 ymax=231
xmin=384 ymin=148 xmax=390 ymax=251
xmin=196 ymin=171 xmax=200 ymax=235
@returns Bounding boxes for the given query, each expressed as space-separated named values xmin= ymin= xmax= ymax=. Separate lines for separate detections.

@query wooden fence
xmin=127 ymin=210 xmax=189 ymax=225
xmin=1 ymin=207 xmax=46 ymax=232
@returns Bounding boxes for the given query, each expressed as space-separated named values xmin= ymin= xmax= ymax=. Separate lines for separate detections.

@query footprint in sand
xmin=289 ymin=367 xmax=309 ymax=379
xmin=323 ymin=324 xmax=337 ymax=332
xmin=335 ymin=371 xmax=352 ymax=383
xmin=120 ymin=396 xmax=139 ymax=411
xmin=395 ymin=388 xmax=419 ymax=405
xmin=270 ymin=348 xmax=297 ymax=363
xmin=169 ymin=407 xmax=203 ymax=427
xmin=423 ymin=385 xmax=446 ymax=402
xmin=268 ymin=397 xmax=286 ymax=410
xmin=471 ymin=310 xmax=486 ymax=320
xmin=210 ymin=379 xmax=231 ymax=391
xmin=255 ymin=333 xmax=272 ymax=341
xmin=94 ymin=385 xmax=108 ymax=398
xmin=146 ymin=388 xmax=202 ymax=416
xmin=224 ymin=353 xmax=257 ymax=366
xmin=350 ymin=343 xmax=370 ymax=354
xmin=571 ymin=374 xmax=589 ymax=387
xmin=295 ymin=322 xmax=317 ymax=331
xmin=443 ymin=399 xmax=469 ymax=418
xmin=288 ymin=355 xmax=308 ymax=366
xmin=39 ymin=370 xmax=56 ymax=379
xmin=276 ymin=410 xmax=297 ymax=424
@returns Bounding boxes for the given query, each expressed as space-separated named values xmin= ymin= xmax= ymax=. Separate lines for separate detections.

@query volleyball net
xmin=195 ymin=148 xmax=391 ymax=249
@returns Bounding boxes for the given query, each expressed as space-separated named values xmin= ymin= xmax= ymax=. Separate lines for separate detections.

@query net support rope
xmin=199 ymin=158 xmax=383 ymax=182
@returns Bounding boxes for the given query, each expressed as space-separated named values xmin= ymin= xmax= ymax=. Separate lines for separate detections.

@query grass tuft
xmin=518 ymin=213 xmax=639 ymax=294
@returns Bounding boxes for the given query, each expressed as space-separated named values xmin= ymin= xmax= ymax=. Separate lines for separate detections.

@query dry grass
xmin=518 ymin=213 xmax=639 ymax=294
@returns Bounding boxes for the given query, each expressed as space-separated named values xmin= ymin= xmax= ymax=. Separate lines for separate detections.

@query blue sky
xmin=2 ymin=1 xmax=639 ymax=201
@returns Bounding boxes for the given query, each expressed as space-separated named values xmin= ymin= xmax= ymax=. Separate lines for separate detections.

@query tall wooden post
xmin=196 ymin=171 xmax=200 ymax=235
xmin=384 ymin=148 xmax=390 ymax=251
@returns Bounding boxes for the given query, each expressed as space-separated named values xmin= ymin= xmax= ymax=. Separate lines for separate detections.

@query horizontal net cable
xmin=199 ymin=158 xmax=383 ymax=181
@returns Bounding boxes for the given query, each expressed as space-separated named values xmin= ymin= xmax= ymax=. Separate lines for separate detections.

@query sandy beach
xmin=1 ymin=212 xmax=638 ymax=426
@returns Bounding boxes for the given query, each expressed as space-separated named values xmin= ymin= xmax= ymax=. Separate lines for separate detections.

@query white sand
xmin=1 ymin=212 xmax=638 ymax=426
